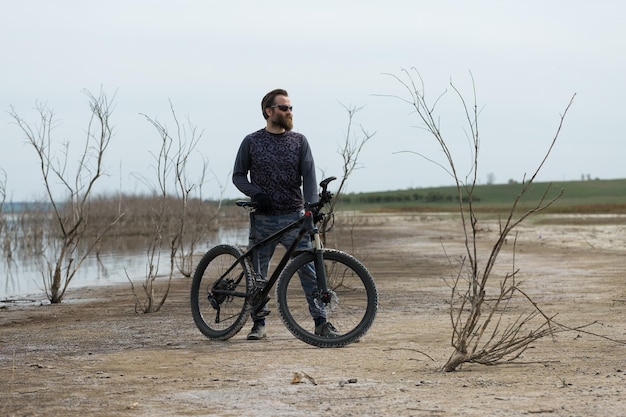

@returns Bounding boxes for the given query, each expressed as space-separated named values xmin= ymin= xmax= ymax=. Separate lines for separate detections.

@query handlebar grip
xmin=319 ymin=176 xmax=337 ymax=190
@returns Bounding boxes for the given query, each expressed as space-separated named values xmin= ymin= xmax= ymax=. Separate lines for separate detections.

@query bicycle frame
xmin=211 ymin=206 xmax=329 ymax=318
xmin=191 ymin=175 xmax=378 ymax=347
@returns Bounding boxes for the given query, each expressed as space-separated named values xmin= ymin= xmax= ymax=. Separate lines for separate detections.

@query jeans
xmin=250 ymin=211 xmax=324 ymax=321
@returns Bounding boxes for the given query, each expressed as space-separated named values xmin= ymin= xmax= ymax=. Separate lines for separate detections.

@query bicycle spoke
xmin=276 ymin=249 xmax=377 ymax=347
xmin=190 ymin=245 xmax=252 ymax=340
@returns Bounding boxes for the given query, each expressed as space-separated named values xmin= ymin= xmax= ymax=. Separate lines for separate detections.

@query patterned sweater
xmin=232 ymin=128 xmax=318 ymax=215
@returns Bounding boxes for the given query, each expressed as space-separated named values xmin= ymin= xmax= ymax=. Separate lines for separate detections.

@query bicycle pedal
xmin=252 ymin=309 xmax=271 ymax=320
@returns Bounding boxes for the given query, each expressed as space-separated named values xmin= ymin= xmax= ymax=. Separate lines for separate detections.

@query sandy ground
xmin=1 ymin=212 xmax=625 ymax=417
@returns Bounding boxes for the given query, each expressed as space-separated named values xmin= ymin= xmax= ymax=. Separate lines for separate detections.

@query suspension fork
xmin=306 ymin=214 xmax=331 ymax=303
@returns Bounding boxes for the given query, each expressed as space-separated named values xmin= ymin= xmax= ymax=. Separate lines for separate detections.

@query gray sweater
xmin=232 ymin=128 xmax=318 ymax=215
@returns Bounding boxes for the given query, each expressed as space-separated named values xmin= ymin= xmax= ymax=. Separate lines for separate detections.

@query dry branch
xmin=383 ymin=68 xmax=582 ymax=371
xmin=129 ymin=100 xmax=216 ymax=313
xmin=9 ymin=89 xmax=122 ymax=303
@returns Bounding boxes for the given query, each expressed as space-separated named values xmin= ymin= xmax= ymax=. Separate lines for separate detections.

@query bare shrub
xmin=383 ymin=68 xmax=578 ymax=371
xmin=320 ymin=104 xmax=375 ymax=249
xmin=0 ymin=169 xmax=13 ymax=285
xmin=128 ymin=101 xmax=219 ymax=313
xmin=0 ymin=169 xmax=7 ymax=250
xmin=0 ymin=168 xmax=6 ymax=213
xmin=9 ymin=90 xmax=122 ymax=303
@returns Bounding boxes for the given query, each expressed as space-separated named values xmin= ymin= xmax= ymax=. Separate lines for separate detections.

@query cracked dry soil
xmin=1 ymin=213 xmax=625 ymax=416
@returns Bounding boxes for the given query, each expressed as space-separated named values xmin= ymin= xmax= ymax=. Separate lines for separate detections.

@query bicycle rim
xmin=276 ymin=249 xmax=378 ymax=348
xmin=190 ymin=244 xmax=252 ymax=340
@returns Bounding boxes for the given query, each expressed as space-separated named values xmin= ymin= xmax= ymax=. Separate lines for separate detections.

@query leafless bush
xmin=320 ymin=104 xmax=375 ymax=249
xmin=128 ymin=101 xmax=219 ymax=313
xmin=0 ymin=169 xmax=7 ymax=247
xmin=0 ymin=168 xmax=6 ymax=212
xmin=314 ymin=104 xmax=374 ymax=292
xmin=9 ymin=89 xmax=123 ymax=303
xmin=383 ymin=68 xmax=578 ymax=371
xmin=0 ymin=169 xmax=12 ymax=277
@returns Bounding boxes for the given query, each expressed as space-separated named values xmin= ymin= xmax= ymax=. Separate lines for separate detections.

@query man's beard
xmin=271 ymin=113 xmax=293 ymax=131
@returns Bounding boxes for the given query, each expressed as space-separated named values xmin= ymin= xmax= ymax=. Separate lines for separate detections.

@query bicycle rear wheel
xmin=276 ymin=249 xmax=378 ymax=348
xmin=190 ymin=244 xmax=252 ymax=340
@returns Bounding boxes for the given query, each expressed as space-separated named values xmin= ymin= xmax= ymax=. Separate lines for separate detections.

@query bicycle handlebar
xmin=319 ymin=176 xmax=337 ymax=190
xmin=306 ymin=176 xmax=336 ymax=214
xmin=236 ymin=176 xmax=337 ymax=220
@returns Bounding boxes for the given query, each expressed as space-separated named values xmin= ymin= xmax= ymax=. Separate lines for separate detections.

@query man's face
xmin=269 ymin=95 xmax=293 ymax=131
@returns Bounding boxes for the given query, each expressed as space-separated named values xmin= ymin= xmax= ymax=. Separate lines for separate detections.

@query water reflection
xmin=1 ymin=226 xmax=248 ymax=300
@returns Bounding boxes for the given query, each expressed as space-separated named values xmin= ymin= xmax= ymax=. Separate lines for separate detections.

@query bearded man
xmin=232 ymin=88 xmax=338 ymax=340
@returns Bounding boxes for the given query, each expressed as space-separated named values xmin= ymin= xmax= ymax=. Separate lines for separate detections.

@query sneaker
xmin=247 ymin=323 xmax=266 ymax=340
xmin=315 ymin=322 xmax=340 ymax=337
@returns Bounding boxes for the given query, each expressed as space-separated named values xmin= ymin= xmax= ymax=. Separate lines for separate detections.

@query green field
xmin=336 ymin=178 xmax=626 ymax=214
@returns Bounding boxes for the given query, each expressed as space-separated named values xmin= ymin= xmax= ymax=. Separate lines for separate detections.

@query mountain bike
xmin=190 ymin=176 xmax=378 ymax=348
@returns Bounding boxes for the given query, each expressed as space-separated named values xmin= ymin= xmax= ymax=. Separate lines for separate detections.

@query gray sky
xmin=2 ymin=0 xmax=624 ymax=201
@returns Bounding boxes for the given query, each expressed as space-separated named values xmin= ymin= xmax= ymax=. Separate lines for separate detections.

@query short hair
xmin=261 ymin=89 xmax=289 ymax=120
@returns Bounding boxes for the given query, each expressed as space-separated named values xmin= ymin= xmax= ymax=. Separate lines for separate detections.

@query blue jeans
xmin=250 ymin=211 xmax=324 ymax=321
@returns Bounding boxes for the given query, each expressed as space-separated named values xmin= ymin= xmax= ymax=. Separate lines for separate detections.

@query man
xmin=232 ymin=88 xmax=338 ymax=340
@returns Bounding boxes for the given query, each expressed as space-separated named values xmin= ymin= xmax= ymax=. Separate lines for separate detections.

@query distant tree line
xmin=340 ymin=190 xmax=480 ymax=205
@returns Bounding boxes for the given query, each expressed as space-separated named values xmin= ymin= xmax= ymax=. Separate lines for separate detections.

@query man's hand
xmin=253 ymin=193 xmax=273 ymax=212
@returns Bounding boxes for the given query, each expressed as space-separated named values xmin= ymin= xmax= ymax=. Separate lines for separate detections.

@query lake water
xmin=0 ymin=226 xmax=249 ymax=301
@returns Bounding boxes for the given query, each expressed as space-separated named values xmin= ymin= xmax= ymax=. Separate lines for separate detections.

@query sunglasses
xmin=271 ymin=104 xmax=293 ymax=112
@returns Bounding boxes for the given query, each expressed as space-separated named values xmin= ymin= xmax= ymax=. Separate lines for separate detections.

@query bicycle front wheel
xmin=190 ymin=244 xmax=252 ymax=340
xmin=276 ymin=249 xmax=378 ymax=348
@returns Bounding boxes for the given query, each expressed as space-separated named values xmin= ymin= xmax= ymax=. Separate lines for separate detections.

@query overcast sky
xmin=1 ymin=0 xmax=624 ymax=202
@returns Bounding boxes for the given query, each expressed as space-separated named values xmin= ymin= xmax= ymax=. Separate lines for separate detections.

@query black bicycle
xmin=190 ymin=176 xmax=378 ymax=348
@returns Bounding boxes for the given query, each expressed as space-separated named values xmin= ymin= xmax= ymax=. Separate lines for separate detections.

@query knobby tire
xmin=276 ymin=249 xmax=378 ymax=348
xmin=190 ymin=244 xmax=252 ymax=340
